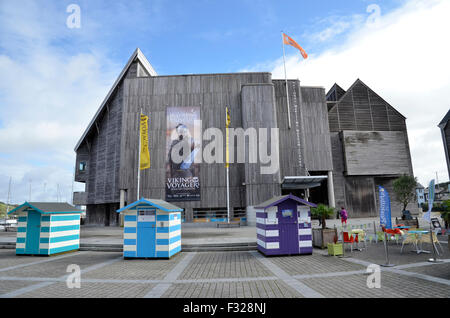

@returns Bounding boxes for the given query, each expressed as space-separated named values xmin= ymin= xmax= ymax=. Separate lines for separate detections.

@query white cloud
xmin=248 ymin=0 xmax=450 ymax=186
xmin=0 ymin=3 xmax=121 ymax=204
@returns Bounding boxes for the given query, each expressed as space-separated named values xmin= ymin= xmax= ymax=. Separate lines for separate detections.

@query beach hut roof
xmin=255 ymin=194 xmax=317 ymax=209
xmin=117 ymin=198 xmax=183 ymax=213
xmin=8 ymin=202 xmax=83 ymax=215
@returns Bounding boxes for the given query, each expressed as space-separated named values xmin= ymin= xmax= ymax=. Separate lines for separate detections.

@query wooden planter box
xmin=312 ymin=228 xmax=337 ymax=249
xmin=327 ymin=243 xmax=343 ymax=256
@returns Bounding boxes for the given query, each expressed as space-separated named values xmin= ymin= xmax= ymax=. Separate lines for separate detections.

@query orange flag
xmin=283 ymin=33 xmax=308 ymax=59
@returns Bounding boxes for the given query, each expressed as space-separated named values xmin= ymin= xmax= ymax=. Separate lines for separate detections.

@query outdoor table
xmin=394 ymin=226 xmax=411 ymax=230
xmin=408 ymin=230 xmax=430 ymax=254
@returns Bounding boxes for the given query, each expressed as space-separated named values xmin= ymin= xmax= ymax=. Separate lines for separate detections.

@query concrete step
xmin=182 ymin=246 xmax=257 ymax=252
xmin=0 ymin=242 xmax=258 ymax=252
xmin=0 ymin=242 xmax=16 ymax=249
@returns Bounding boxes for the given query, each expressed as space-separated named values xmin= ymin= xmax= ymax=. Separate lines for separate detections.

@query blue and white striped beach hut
xmin=117 ymin=198 xmax=183 ymax=259
xmin=8 ymin=202 xmax=83 ymax=256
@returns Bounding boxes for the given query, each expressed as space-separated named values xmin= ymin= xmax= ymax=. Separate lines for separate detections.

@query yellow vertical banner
xmin=140 ymin=114 xmax=150 ymax=170
xmin=226 ymin=107 xmax=231 ymax=168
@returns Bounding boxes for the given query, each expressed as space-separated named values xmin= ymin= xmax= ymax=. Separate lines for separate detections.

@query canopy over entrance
xmin=281 ymin=176 xmax=328 ymax=189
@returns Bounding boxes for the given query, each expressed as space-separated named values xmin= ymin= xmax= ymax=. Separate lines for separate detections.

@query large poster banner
xmin=379 ymin=186 xmax=392 ymax=229
xmin=165 ymin=107 xmax=201 ymax=202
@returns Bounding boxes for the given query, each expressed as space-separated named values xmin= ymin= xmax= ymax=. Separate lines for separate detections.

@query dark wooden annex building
xmin=326 ymin=80 xmax=415 ymax=217
xmin=73 ymin=49 xmax=415 ymax=225
xmin=438 ymin=109 xmax=450 ymax=180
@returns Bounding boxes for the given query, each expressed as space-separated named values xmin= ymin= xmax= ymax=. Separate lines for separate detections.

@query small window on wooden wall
xmin=79 ymin=161 xmax=87 ymax=171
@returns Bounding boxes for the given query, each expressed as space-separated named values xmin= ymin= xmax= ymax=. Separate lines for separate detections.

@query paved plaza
xmin=0 ymin=239 xmax=448 ymax=298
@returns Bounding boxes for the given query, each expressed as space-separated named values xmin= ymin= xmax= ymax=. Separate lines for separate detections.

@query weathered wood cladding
xmin=273 ymin=80 xmax=332 ymax=177
xmin=241 ymin=84 xmax=281 ymax=206
xmin=299 ymin=86 xmax=333 ymax=172
xmin=85 ymin=83 xmax=123 ymax=205
xmin=74 ymin=59 xmax=150 ymax=208
xmin=327 ymin=79 xmax=415 ymax=216
xmin=342 ymin=131 xmax=412 ymax=176
xmin=328 ymin=80 xmax=407 ymax=132
xmin=74 ymin=143 xmax=89 ymax=182
xmin=326 ymin=83 xmax=346 ymax=102
xmin=330 ymin=132 xmax=346 ymax=209
xmin=120 ymin=73 xmax=272 ymax=211
xmin=443 ymin=123 xmax=450 ymax=179
xmin=344 ymin=176 xmax=377 ymax=217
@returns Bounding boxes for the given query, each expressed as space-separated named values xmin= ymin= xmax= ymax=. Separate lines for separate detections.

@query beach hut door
xmin=137 ymin=210 xmax=156 ymax=257
xmin=25 ymin=211 xmax=41 ymax=254
xmin=278 ymin=207 xmax=298 ymax=254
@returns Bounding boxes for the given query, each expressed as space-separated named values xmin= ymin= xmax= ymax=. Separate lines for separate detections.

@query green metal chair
xmin=376 ymin=231 xmax=385 ymax=242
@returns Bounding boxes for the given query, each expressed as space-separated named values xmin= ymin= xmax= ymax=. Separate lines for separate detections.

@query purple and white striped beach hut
xmin=255 ymin=194 xmax=316 ymax=256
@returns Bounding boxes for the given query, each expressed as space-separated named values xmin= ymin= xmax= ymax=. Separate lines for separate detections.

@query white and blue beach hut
xmin=117 ymin=198 xmax=183 ymax=259
xmin=8 ymin=202 xmax=83 ymax=256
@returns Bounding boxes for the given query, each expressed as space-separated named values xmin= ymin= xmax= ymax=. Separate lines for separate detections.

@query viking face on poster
xmin=166 ymin=107 xmax=201 ymax=201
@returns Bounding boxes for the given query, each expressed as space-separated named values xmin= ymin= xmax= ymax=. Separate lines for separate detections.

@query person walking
xmin=340 ymin=206 xmax=348 ymax=227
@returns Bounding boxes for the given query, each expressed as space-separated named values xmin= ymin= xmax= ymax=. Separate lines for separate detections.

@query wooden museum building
xmin=73 ymin=49 xmax=415 ymax=226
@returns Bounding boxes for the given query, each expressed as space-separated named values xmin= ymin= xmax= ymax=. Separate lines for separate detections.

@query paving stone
xmin=0 ymin=280 xmax=38 ymax=295
xmin=16 ymin=282 xmax=155 ymax=298
xmin=0 ymin=249 xmax=74 ymax=270
xmin=0 ymin=252 xmax=120 ymax=278
xmin=83 ymin=253 xmax=184 ymax=280
xmin=0 ymin=250 xmax=448 ymax=298
xmin=403 ymin=263 xmax=450 ymax=280
xmin=268 ymin=254 xmax=366 ymax=276
xmin=162 ymin=280 xmax=303 ymax=298
xmin=178 ymin=252 xmax=272 ymax=280
xmin=298 ymin=271 xmax=450 ymax=298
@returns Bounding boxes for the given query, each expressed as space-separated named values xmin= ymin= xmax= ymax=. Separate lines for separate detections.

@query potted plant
xmin=327 ymin=232 xmax=343 ymax=256
xmin=311 ymin=204 xmax=337 ymax=249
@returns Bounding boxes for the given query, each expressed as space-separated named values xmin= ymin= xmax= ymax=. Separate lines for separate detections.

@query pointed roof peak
xmin=438 ymin=109 xmax=450 ymax=128
xmin=74 ymin=48 xmax=157 ymax=151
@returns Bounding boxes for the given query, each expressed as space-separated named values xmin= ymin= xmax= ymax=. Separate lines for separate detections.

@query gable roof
xmin=328 ymin=79 xmax=407 ymax=119
xmin=74 ymin=48 xmax=157 ymax=151
xmin=438 ymin=109 xmax=450 ymax=128
xmin=326 ymin=83 xmax=346 ymax=102
xmin=255 ymin=194 xmax=317 ymax=209
xmin=116 ymin=198 xmax=183 ymax=213
xmin=8 ymin=202 xmax=83 ymax=215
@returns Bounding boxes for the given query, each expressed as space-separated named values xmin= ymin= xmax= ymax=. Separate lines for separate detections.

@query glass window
xmin=79 ymin=161 xmax=87 ymax=171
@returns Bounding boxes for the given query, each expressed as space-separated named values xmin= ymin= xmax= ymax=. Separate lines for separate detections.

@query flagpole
xmin=137 ymin=108 xmax=142 ymax=201
xmin=281 ymin=31 xmax=291 ymax=129
xmin=226 ymin=107 xmax=231 ymax=224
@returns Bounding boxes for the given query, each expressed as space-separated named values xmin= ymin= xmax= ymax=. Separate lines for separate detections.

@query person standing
xmin=340 ymin=207 xmax=348 ymax=226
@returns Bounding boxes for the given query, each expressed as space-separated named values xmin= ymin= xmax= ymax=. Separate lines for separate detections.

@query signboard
xmin=165 ymin=107 xmax=201 ymax=202
xmin=423 ymin=179 xmax=435 ymax=223
xmin=431 ymin=218 xmax=442 ymax=231
xmin=379 ymin=186 xmax=392 ymax=229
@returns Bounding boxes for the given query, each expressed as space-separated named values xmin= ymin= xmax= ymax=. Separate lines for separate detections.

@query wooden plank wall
xmin=273 ymin=80 xmax=306 ymax=177
xmin=444 ymin=124 xmax=450 ymax=179
xmin=330 ymin=132 xmax=346 ymax=209
xmin=241 ymin=84 xmax=281 ymax=206
xmin=300 ymin=86 xmax=333 ymax=172
xmin=328 ymin=79 xmax=415 ymax=217
xmin=342 ymin=131 xmax=412 ymax=176
xmin=273 ymin=80 xmax=332 ymax=177
xmin=120 ymin=73 xmax=273 ymax=217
